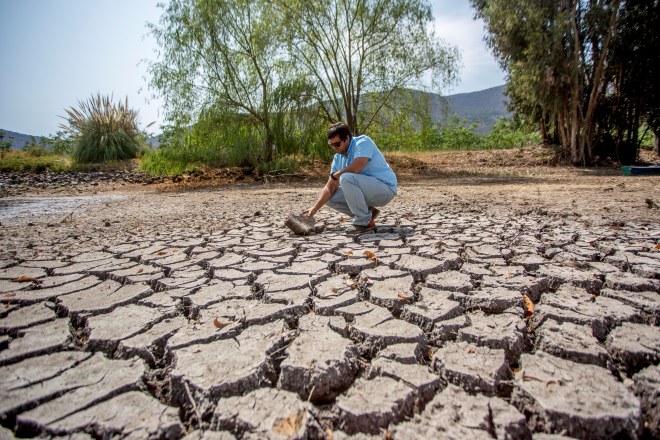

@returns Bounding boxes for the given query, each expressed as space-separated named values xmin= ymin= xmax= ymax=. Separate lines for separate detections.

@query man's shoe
xmin=370 ymin=207 xmax=381 ymax=222
xmin=345 ymin=219 xmax=376 ymax=235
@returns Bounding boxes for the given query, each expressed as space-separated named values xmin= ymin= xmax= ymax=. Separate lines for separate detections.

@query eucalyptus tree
xmin=148 ymin=0 xmax=289 ymax=162
xmin=602 ymin=0 xmax=659 ymax=163
xmin=278 ymin=0 xmax=460 ymax=135
xmin=472 ymin=0 xmax=658 ymax=165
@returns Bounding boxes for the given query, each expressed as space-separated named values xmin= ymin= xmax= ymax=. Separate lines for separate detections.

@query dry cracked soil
xmin=1 ymin=148 xmax=659 ymax=439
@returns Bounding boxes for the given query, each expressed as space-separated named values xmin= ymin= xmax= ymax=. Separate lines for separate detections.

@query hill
xmin=0 ymin=130 xmax=43 ymax=150
xmin=440 ymin=85 xmax=510 ymax=134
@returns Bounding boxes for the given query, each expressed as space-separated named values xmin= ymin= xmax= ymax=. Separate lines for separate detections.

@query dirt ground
xmin=9 ymin=145 xmax=659 ymax=226
xmin=1 ymin=146 xmax=659 ymax=439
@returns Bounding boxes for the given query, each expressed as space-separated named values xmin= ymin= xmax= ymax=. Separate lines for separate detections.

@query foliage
xmin=22 ymin=137 xmax=48 ymax=157
xmin=471 ymin=0 xmax=658 ymax=165
xmin=372 ymin=114 xmax=540 ymax=151
xmin=61 ymin=93 xmax=147 ymax=163
xmin=0 ymin=150 xmax=71 ymax=173
xmin=366 ymin=89 xmax=433 ymax=151
xmin=148 ymin=0 xmax=460 ymax=166
xmin=599 ymin=0 xmax=659 ymax=163
xmin=433 ymin=116 xmax=482 ymax=150
xmin=38 ymin=130 xmax=75 ymax=155
xmin=148 ymin=0 xmax=293 ymax=163
xmin=482 ymin=118 xmax=542 ymax=150
xmin=140 ymin=110 xmax=266 ymax=176
xmin=0 ymin=130 xmax=12 ymax=152
xmin=278 ymin=0 xmax=460 ymax=135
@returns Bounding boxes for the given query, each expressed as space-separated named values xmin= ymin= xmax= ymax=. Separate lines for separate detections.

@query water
xmin=0 ymin=195 xmax=125 ymax=221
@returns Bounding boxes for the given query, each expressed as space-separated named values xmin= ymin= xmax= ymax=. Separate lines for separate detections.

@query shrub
xmin=482 ymin=118 xmax=541 ymax=149
xmin=434 ymin=116 xmax=481 ymax=150
xmin=39 ymin=130 xmax=75 ymax=155
xmin=0 ymin=150 xmax=71 ymax=172
xmin=62 ymin=93 xmax=147 ymax=163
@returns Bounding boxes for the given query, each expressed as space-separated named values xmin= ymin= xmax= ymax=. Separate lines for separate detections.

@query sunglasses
xmin=328 ymin=140 xmax=342 ymax=148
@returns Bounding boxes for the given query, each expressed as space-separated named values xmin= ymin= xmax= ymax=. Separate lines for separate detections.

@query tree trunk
xmin=654 ymin=127 xmax=660 ymax=157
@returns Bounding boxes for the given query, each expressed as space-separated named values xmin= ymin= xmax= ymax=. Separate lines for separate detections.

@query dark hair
xmin=327 ymin=122 xmax=352 ymax=141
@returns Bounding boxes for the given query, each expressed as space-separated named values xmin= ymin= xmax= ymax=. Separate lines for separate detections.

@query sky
xmin=0 ymin=0 xmax=506 ymax=137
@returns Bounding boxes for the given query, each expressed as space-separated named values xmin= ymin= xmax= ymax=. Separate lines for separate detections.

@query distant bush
xmin=0 ymin=150 xmax=71 ymax=172
xmin=141 ymin=105 xmax=327 ymax=176
xmin=62 ymin=94 xmax=147 ymax=163
xmin=482 ymin=118 xmax=542 ymax=149
xmin=373 ymin=114 xmax=541 ymax=151
xmin=140 ymin=113 xmax=264 ymax=176
xmin=0 ymin=130 xmax=12 ymax=152
xmin=38 ymin=130 xmax=75 ymax=155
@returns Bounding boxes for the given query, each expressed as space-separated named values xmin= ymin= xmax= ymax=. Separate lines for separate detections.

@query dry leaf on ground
xmin=213 ymin=318 xmax=232 ymax=329
xmin=271 ymin=410 xmax=306 ymax=436
xmin=363 ymin=250 xmax=378 ymax=262
xmin=523 ymin=295 xmax=534 ymax=319
xmin=11 ymin=276 xmax=42 ymax=284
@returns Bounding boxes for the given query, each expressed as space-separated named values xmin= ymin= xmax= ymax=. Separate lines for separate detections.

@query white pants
xmin=327 ymin=173 xmax=396 ymax=225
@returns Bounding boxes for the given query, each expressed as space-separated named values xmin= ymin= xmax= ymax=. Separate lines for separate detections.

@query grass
xmin=140 ymin=145 xmax=225 ymax=176
xmin=0 ymin=150 xmax=72 ymax=172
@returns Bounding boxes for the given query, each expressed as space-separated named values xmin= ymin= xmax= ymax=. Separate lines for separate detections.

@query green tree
xmin=279 ymin=0 xmax=460 ymax=135
xmin=23 ymin=136 xmax=48 ymax=157
xmin=148 ymin=0 xmax=292 ymax=163
xmin=472 ymin=0 xmax=658 ymax=165
xmin=39 ymin=130 xmax=74 ymax=155
xmin=0 ymin=130 xmax=12 ymax=152
xmin=599 ymin=0 xmax=659 ymax=163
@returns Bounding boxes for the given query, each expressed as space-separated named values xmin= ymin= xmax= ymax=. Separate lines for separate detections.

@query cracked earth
xmin=1 ymin=169 xmax=659 ymax=439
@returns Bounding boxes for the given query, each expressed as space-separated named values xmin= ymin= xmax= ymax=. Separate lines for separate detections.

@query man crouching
xmin=306 ymin=122 xmax=397 ymax=234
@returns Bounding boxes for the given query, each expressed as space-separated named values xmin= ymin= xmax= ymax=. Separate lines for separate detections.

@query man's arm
xmin=306 ymin=156 xmax=369 ymax=217
xmin=307 ymin=176 xmax=339 ymax=217
xmin=331 ymin=157 xmax=368 ymax=181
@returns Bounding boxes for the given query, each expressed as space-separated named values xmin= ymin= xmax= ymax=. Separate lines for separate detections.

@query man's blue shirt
xmin=330 ymin=135 xmax=397 ymax=194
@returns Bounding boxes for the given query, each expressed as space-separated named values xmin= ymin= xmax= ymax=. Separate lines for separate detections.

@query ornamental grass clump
xmin=62 ymin=93 xmax=146 ymax=163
